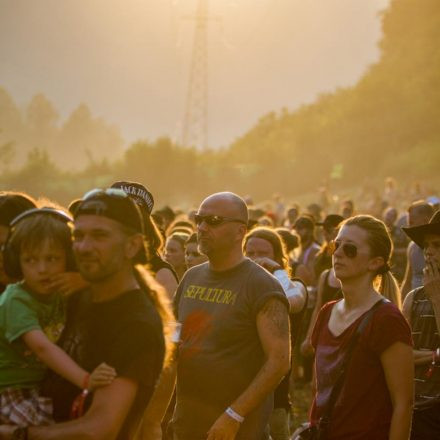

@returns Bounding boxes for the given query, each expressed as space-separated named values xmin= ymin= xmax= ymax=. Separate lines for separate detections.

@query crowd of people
xmin=0 ymin=177 xmax=439 ymax=440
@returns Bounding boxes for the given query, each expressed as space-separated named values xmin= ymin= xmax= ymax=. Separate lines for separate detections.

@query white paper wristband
xmin=225 ymin=407 xmax=244 ymax=423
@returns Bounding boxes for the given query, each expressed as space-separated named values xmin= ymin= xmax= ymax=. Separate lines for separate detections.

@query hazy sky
xmin=1 ymin=0 xmax=390 ymax=149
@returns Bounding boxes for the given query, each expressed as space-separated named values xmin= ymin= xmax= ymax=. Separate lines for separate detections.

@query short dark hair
xmin=0 ymin=192 xmax=37 ymax=227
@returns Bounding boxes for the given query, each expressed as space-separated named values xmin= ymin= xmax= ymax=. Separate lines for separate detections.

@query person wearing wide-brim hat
xmin=402 ymin=210 xmax=440 ymax=250
xmin=402 ymin=210 xmax=440 ymax=439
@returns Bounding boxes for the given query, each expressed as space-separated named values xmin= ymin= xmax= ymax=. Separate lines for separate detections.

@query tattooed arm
xmin=207 ymin=298 xmax=290 ymax=439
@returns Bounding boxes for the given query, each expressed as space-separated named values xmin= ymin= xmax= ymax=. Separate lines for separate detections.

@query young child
xmin=0 ymin=208 xmax=116 ymax=426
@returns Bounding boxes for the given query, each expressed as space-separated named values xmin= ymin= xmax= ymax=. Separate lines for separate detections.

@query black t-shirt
xmin=314 ymin=245 xmax=332 ymax=278
xmin=42 ymin=288 xmax=165 ymax=440
xmin=149 ymin=253 xmax=179 ymax=282
xmin=173 ymin=258 xmax=288 ymax=439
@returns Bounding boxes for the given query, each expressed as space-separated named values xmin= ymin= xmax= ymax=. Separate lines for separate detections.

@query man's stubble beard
xmin=77 ymin=256 xmax=122 ymax=283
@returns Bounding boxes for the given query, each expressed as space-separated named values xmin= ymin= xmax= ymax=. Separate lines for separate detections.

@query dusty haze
xmin=1 ymin=0 xmax=389 ymax=151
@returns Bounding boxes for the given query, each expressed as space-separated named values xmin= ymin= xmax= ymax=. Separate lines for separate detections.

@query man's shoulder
xmin=184 ymin=261 xmax=210 ymax=277
xmin=409 ymin=285 xmax=426 ymax=300
xmin=408 ymin=286 xmax=431 ymax=308
xmin=177 ymin=262 xmax=210 ymax=289
xmin=246 ymin=259 xmax=282 ymax=284
xmin=67 ymin=288 xmax=161 ymax=324
xmin=246 ymin=261 xmax=289 ymax=309
xmin=117 ymin=289 xmax=163 ymax=326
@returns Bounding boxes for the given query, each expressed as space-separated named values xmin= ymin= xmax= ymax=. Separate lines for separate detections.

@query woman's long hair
xmin=244 ymin=226 xmax=291 ymax=277
xmin=134 ymin=264 xmax=175 ymax=367
xmin=342 ymin=215 xmax=402 ymax=309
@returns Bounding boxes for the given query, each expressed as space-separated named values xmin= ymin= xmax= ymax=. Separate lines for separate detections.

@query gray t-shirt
xmin=172 ymin=258 xmax=288 ymax=439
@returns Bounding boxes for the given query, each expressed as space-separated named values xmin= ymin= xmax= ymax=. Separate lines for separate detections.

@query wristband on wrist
xmin=83 ymin=373 xmax=90 ymax=390
xmin=70 ymin=373 xmax=91 ymax=419
xmin=225 ymin=406 xmax=244 ymax=423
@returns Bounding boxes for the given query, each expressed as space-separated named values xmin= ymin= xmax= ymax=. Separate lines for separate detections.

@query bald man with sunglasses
xmin=150 ymin=192 xmax=290 ymax=440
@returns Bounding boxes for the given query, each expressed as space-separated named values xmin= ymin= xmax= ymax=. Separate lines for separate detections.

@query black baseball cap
xmin=72 ymin=188 xmax=148 ymax=263
xmin=72 ymin=189 xmax=143 ymax=233
xmin=111 ymin=181 xmax=154 ymax=215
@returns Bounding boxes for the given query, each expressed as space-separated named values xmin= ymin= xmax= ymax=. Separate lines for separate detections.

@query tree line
xmin=1 ymin=0 xmax=439 ymax=207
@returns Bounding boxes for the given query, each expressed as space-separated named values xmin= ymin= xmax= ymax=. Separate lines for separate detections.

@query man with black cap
xmin=402 ymin=210 xmax=440 ymax=439
xmin=3 ymin=188 xmax=171 ymax=440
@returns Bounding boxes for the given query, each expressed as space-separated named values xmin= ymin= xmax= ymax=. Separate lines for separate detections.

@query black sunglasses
xmin=330 ymin=240 xmax=358 ymax=258
xmin=194 ymin=214 xmax=247 ymax=227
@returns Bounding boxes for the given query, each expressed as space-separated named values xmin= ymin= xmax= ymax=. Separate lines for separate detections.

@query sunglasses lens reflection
xmin=331 ymin=241 xmax=358 ymax=259
xmin=195 ymin=215 xmax=224 ymax=226
xmin=344 ymin=244 xmax=357 ymax=258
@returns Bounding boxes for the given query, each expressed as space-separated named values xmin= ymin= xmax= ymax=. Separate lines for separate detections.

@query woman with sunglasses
xmin=308 ymin=215 xmax=413 ymax=440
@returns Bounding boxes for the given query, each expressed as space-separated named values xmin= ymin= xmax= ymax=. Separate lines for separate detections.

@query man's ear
xmin=125 ymin=233 xmax=144 ymax=259
xmin=236 ymin=223 xmax=248 ymax=241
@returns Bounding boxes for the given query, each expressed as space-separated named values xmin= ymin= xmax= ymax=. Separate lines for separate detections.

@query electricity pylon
xmin=181 ymin=0 xmax=209 ymax=150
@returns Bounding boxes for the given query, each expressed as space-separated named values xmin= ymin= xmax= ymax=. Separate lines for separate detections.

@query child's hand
xmin=49 ymin=272 xmax=89 ymax=296
xmin=89 ymin=362 xmax=117 ymax=390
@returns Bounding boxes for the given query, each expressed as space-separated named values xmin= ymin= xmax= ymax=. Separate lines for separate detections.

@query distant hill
xmin=1 ymin=0 xmax=438 ymax=206
xmin=224 ymin=0 xmax=440 ymax=197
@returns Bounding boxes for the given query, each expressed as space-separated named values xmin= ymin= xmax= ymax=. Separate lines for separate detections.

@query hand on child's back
xmin=89 ymin=362 xmax=117 ymax=390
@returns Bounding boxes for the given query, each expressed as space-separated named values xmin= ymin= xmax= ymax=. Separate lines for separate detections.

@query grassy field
xmin=291 ymin=380 xmax=313 ymax=432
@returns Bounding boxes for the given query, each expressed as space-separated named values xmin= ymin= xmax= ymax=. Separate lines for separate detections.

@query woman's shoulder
xmin=366 ymin=299 xmax=412 ymax=353
xmin=373 ymin=299 xmax=406 ymax=321
xmin=315 ymin=300 xmax=340 ymax=328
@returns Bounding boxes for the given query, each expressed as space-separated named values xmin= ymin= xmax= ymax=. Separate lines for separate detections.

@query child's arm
xmin=22 ymin=329 xmax=116 ymax=389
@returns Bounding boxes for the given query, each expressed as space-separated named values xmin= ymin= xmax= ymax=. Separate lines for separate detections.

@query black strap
xmin=317 ymin=298 xmax=389 ymax=435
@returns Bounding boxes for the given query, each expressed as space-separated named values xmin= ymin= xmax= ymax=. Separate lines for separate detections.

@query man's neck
xmin=208 ymin=248 xmax=246 ymax=272
xmin=90 ymin=266 xmax=140 ymax=303
xmin=301 ymin=237 xmax=313 ymax=251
